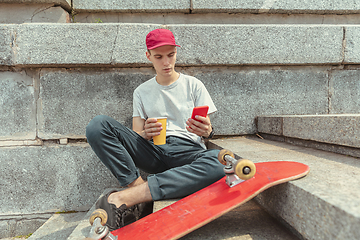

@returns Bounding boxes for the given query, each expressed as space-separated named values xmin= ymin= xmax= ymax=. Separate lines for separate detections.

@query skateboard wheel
xmin=89 ymin=209 xmax=108 ymax=226
xmin=218 ymin=149 xmax=235 ymax=165
xmin=234 ymin=159 xmax=256 ymax=180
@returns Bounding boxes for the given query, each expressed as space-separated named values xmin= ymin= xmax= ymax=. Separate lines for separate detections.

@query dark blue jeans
xmin=86 ymin=115 xmax=225 ymax=201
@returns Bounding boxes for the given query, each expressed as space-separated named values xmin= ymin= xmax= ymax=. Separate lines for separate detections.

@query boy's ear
xmin=146 ymin=50 xmax=151 ymax=61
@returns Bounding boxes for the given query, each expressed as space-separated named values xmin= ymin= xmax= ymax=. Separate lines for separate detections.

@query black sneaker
xmin=138 ymin=201 xmax=154 ymax=219
xmin=95 ymin=190 xmax=137 ymax=231
xmin=132 ymin=201 xmax=154 ymax=220
xmin=116 ymin=204 xmax=137 ymax=228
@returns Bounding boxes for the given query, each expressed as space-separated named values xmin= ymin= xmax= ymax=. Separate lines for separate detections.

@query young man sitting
xmin=86 ymin=28 xmax=224 ymax=231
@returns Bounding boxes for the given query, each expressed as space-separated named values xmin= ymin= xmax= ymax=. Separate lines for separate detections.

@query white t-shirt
xmin=132 ymin=73 xmax=217 ymax=149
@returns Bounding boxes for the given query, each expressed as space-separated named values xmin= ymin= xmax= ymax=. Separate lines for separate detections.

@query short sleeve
xmin=193 ymin=80 xmax=217 ymax=115
xmin=132 ymin=89 xmax=147 ymax=119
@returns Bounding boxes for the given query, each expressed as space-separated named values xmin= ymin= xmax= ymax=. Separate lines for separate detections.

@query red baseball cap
xmin=146 ymin=29 xmax=181 ymax=50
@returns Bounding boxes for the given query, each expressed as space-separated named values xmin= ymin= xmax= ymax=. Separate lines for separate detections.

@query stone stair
xmin=27 ymin=212 xmax=86 ymax=240
xmin=1 ymin=0 xmax=360 ymax=239
xmin=209 ymin=136 xmax=360 ymax=240
xmin=25 ymin=114 xmax=360 ymax=239
xmin=208 ymin=114 xmax=360 ymax=239
xmin=257 ymin=114 xmax=360 ymax=158
xmin=22 ymin=124 xmax=360 ymax=239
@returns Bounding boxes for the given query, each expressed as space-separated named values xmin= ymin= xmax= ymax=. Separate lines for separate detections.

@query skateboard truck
xmin=88 ymin=209 xmax=118 ymax=240
xmin=218 ymin=149 xmax=256 ymax=187
xmin=223 ymin=162 xmax=245 ymax=187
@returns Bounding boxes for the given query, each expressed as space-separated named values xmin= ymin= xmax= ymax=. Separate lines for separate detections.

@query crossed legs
xmin=86 ymin=115 xmax=225 ymax=206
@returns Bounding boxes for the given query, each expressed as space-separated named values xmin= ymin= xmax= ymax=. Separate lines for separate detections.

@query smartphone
xmin=191 ymin=106 xmax=209 ymax=121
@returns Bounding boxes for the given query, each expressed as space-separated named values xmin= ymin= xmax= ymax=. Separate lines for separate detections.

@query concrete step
xmin=26 ymin=211 xmax=87 ymax=240
xmin=71 ymin=0 xmax=360 ymax=25
xmin=4 ymin=69 xmax=359 ymax=238
xmin=72 ymin=0 xmax=360 ymax=14
xmin=3 ymin=135 xmax=359 ymax=239
xmin=4 ymin=68 xmax=359 ymax=142
xmin=0 ymin=0 xmax=71 ymax=11
xmin=68 ymin=191 xmax=300 ymax=239
xmin=257 ymin=114 xmax=360 ymax=158
xmin=0 ymin=0 xmax=71 ymax=24
xmin=14 ymin=188 xmax=119 ymax=240
xmin=1 ymin=23 xmax=355 ymax=67
xmin=208 ymin=136 xmax=360 ymax=240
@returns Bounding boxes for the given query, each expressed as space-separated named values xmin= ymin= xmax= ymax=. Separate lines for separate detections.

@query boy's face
xmin=146 ymin=45 xmax=177 ymax=78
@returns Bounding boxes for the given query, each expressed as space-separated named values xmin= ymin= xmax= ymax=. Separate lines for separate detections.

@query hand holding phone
xmin=191 ymin=106 xmax=209 ymax=121
xmin=187 ymin=105 xmax=210 ymax=136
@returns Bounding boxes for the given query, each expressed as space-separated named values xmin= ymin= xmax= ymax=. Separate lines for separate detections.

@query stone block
xmin=0 ymin=4 xmax=70 ymax=24
xmin=74 ymin=11 xmax=360 ymax=25
xmin=257 ymin=114 xmax=360 ymax=149
xmin=73 ymin=0 xmax=190 ymax=12
xmin=13 ymin=24 xmax=157 ymax=66
xmin=0 ymin=0 xmax=70 ymax=4
xmin=282 ymin=114 xmax=360 ymax=148
xmin=12 ymin=218 xmax=46 ymax=237
xmin=0 ymin=220 xmax=9 ymax=238
xmin=257 ymin=116 xmax=283 ymax=135
xmin=0 ymin=0 xmax=71 ymax=11
xmin=195 ymin=68 xmax=329 ymax=135
xmin=257 ymin=182 xmax=360 ymax=240
xmin=0 ymin=71 xmax=36 ymax=140
xmin=192 ymin=0 xmax=360 ymax=14
xmin=331 ymin=70 xmax=360 ymax=113
xmin=36 ymin=67 xmax=329 ymax=137
xmin=7 ymin=24 xmax=345 ymax=66
xmin=0 ymin=213 xmax=51 ymax=238
xmin=27 ymin=212 xmax=86 ymax=240
xmin=0 ymin=139 xmax=42 ymax=147
xmin=0 ymin=144 xmax=120 ymax=215
xmin=285 ymin=135 xmax=360 ymax=159
xmin=173 ymin=25 xmax=344 ymax=65
xmin=111 ymin=24 xmax=159 ymax=65
xmin=0 ymin=25 xmax=14 ymax=65
xmin=344 ymin=26 xmax=360 ymax=64
xmin=37 ymin=68 xmax=153 ymax=139
xmin=15 ymin=24 xmax=119 ymax=66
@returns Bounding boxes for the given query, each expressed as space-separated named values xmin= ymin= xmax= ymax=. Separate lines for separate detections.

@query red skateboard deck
xmin=110 ymin=161 xmax=309 ymax=240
